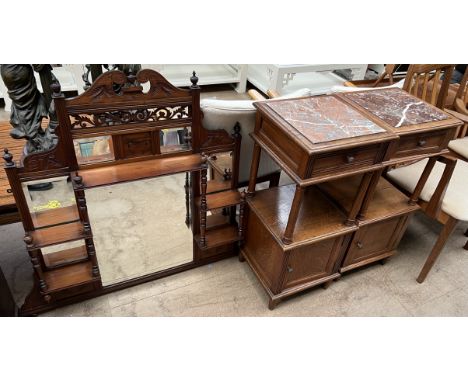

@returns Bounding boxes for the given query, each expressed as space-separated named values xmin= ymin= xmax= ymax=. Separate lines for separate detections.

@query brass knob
xmin=417 ymin=139 xmax=426 ymax=147
xmin=356 ymin=241 xmax=363 ymax=249
xmin=346 ymin=155 xmax=355 ymax=163
xmin=287 ymin=266 xmax=293 ymax=273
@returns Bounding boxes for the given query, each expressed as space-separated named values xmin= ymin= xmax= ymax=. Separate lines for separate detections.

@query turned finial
xmin=190 ymin=71 xmax=199 ymax=88
xmin=23 ymin=235 xmax=33 ymax=245
xmin=201 ymin=152 xmax=209 ymax=167
xmin=3 ymin=148 xmax=14 ymax=167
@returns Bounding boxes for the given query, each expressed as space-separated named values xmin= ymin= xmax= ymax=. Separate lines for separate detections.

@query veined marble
xmin=343 ymin=88 xmax=449 ymax=128
xmin=267 ymin=96 xmax=385 ymax=144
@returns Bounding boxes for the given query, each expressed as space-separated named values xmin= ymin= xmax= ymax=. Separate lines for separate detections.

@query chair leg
xmin=417 ymin=217 xmax=459 ymax=284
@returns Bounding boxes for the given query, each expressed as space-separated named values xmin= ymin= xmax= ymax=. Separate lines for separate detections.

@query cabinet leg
xmin=238 ymin=250 xmax=245 ymax=263
xmin=380 ymin=258 xmax=389 ymax=265
xmin=322 ymin=280 xmax=333 ymax=290
xmin=464 ymin=239 xmax=468 ymax=251
xmin=464 ymin=228 xmax=468 ymax=237
xmin=268 ymin=298 xmax=278 ymax=310
xmin=417 ymin=217 xmax=458 ymax=283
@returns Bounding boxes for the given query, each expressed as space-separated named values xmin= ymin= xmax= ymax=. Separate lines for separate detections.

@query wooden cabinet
xmin=242 ymin=185 xmax=357 ymax=309
xmin=337 ymin=88 xmax=461 ymax=165
xmin=341 ymin=215 xmax=410 ymax=272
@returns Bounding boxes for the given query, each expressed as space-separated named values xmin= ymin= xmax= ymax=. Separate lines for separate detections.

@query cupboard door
xmin=342 ymin=215 xmax=408 ymax=271
xmin=121 ymin=132 xmax=154 ymax=159
xmin=282 ymin=236 xmax=346 ymax=290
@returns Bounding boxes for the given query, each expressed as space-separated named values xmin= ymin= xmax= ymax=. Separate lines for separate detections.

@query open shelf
xmin=206 ymin=213 xmax=231 ymax=231
xmin=247 ymin=185 xmax=358 ymax=249
xmin=197 ymin=190 xmax=241 ymax=210
xmin=43 ymin=260 xmax=97 ymax=293
xmin=318 ymin=175 xmax=420 ymax=225
xmin=43 ymin=245 xmax=88 ymax=269
xmin=31 ymin=205 xmax=80 ymax=229
xmin=207 ymin=179 xmax=231 ymax=194
xmin=28 ymin=221 xmax=89 ymax=250
xmin=195 ymin=225 xmax=240 ymax=250
xmin=78 ymin=153 xmax=204 ymax=189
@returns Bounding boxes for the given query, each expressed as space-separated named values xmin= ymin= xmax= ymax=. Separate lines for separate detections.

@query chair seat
xmin=387 ymin=158 xmax=468 ymax=221
xmin=448 ymin=137 xmax=468 ymax=159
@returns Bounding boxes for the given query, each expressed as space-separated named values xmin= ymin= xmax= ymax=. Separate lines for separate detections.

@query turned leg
xmin=347 ymin=172 xmax=373 ymax=225
xmin=409 ymin=157 xmax=437 ymax=205
xmin=417 ymin=217 xmax=458 ymax=283
xmin=282 ymin=185 xmax=304 ymax=244
xmin=247 ymin=143 xmax=262 ymax=197
xmin=358 ymin=169 xmax=383 ymax=220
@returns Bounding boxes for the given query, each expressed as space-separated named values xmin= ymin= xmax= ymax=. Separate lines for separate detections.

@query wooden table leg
xmin=346 ymin=172 xmax=373 ymax=225
xmin=417 ymin=216 xmax=458 ymax=283
xmin=357 ymin=169 xmax=383 ymax=221
xmin=247 ymin=143 xmax=262 ymax=197
xmin=409 ymin=157 xmax=437 ymax=205
xmin=282 ymin=185 xmax=304 ymax=244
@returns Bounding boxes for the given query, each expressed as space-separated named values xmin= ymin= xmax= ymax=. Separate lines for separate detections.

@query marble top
xmin=343 ymin=88 xmax=449 ymax=128
xmin=267 ymin=96 xmax=386 ymax=144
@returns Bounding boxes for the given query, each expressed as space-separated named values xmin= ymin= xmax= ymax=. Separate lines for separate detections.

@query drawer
xmin=310 ymin=144 xmax=381 ymax=177
xmin=121 ymin=132 xmax=153 ymax=158
xmin=282 ymin=236 xmax=345 ymax=290
xmin=393 ymin=130 xmax=448 ymax=159
xmin=342 ymin=215 xmax=408 ymax=271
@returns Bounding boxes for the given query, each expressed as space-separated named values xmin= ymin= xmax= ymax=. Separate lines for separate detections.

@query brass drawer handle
xmin=346 ymin=155 xmax=355 ymax=163
xmin=356 ymin=241 xmax=363 ymax=249
xmin=287 ymin=266 xmax=293 ymax=273
xmin=417 ymin=139 xmax=426 ymax=147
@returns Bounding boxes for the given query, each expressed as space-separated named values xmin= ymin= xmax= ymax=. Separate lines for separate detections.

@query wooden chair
xmin=402 ymin=64 xmax=455 ymax=109
xmin=387 ymin=155 xmax=468 ymax=282
xmin=446 ymin=69 xmax=468 ymax=159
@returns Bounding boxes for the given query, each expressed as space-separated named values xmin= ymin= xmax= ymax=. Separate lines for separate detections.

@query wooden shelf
xmin=31 ymin=205 xmax=80 ymax=229
xmin=318 ymin=175 xmax=420 ymax=225
xmin=197 ymin=190 xmax=241 ymax=210
xmin=28 ymin=221 xmax=89 ymax=250
xmin=79 ymin=154 xmax=204 ymax=189
xmin=195 ymin=225 xmax=240 ymax=249
xmin=247 ymin=185 xmax=358 ymax=249
xmin=206 ymin=213 xmax=231 ymax=230
xmin=206 ymin=179 xmax=231 ymax=194
xmin=43 ymin=261 xmax=97 ymax=293
xmin=43 ymin=245 xmax=88 ymax=269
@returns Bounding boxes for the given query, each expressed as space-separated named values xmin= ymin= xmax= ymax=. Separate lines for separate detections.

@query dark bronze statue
xmin=0 ymin=64 xmax=58 ymax=155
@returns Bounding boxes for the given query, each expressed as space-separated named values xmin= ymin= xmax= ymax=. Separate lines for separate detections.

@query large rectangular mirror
xmin=86 ymin=173 xmax=193 ymax=286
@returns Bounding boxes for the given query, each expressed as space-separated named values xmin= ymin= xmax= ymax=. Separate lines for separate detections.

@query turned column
xmin=72 ymin=174 xmax=100 ymax=278
xmin=199 ymin=154 xmax=208 ymax=247
xmin=247 ymin=142 xmax=262 ymax=197
xmin=282 ymin=184 xmax=305 ymax=244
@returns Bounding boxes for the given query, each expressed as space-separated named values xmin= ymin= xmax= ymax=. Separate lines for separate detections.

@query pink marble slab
xmin=342 ymin=88 xmax=449 ymax=128
xmin=267 ymin=96 xmax=385 ymax=144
